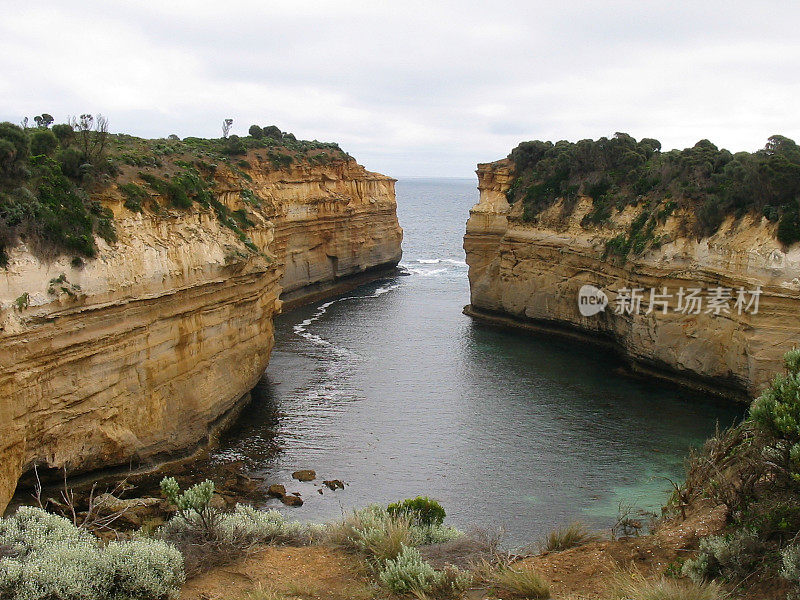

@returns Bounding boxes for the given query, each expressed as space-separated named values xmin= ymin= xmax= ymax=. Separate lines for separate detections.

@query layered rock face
xmin=252 ymin=160 xmax=403 ymax=306
xmin=464 ymin=160 xmax=800 ymax=401
xmin=0 ymin=156 xmax=401 ymax=512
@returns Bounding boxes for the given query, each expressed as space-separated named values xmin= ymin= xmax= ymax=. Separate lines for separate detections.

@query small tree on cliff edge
xmin=222 ymin=118 xmax=233 ymax=138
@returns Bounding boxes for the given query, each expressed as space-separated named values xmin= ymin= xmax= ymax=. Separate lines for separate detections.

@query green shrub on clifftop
xmin=506 ymin=133 xmax=800 ymax=244
xmin=387 ymin=496 xmax=446 ymax=528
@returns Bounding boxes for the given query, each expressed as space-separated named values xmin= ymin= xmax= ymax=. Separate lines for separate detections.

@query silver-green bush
xmin=379 ymin=545 xmax=439 ymax=593
xmin=781 ymin=543 xmax=800 ymax=583
xmin=159 ymin=504 xmax=318 ymax=548
xmin=156 ymin=502 xmax=319 ymax=576
xmin=327 ymin=504 xmax=462 ymax=561
xmin=682 ymin=529 xmax=763 ymax=583
xmin=0 ymin=507 xmax=184 ymax=600
xmin=378 ymin=545 xmax=472 ymax=596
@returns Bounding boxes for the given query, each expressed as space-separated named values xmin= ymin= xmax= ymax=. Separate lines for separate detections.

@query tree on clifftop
xmin=222 ymin=118 xmax=233 ymax=138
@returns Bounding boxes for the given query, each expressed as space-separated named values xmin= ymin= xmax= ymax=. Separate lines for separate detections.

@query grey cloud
xmin=2 ymin=1 xmax=799 ymax=176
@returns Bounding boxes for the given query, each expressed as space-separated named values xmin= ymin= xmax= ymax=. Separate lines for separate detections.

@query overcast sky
xmin=1 ymin=1 xmax=799 ymax=177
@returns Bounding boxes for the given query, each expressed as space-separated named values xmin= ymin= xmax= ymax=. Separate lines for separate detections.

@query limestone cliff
xmin=0 ymin=154 xmax=401 ymax=513
xmin=464 ymin=160 xmax=800 ymax=401
xmin=253 ymin=160 xmax=402 ymax=307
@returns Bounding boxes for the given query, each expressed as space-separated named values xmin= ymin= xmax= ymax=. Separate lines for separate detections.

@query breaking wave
xmin=292 ymin=283 xmax=400 ymax=355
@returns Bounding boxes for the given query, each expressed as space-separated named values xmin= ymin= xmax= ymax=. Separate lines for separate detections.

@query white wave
xmin=406 ymin=258 xmax=467 ymax=268
xmin=373 ymin=284 xmax=398 ymax=296
xmin=292 ymin=282 xmax=400 ymax=355
xmin=404 ymin=267 xmax=449 ymax=277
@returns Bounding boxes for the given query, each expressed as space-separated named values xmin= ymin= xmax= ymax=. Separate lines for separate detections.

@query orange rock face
xmin=0 ymin=155 xmax=402 ymax=513
xmin=464 ymin=160 xmax=800 ymax=402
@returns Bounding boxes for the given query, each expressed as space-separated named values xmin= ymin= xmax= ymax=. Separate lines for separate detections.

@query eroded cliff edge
xmin=464 ymin=160 xmax=800 ymax=401
xmin=0 ymin=153 xmax=401 ymax=512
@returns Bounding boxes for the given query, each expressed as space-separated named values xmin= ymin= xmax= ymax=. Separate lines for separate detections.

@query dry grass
xmin=278 ymin=579 xmax=375 ymax=600
xmin=608 ymin=569 xmax=725 ymax=600
xmin=482 ymin=562 xmax=551 ymax=599
xmin=326 ymin=508 xmax=413 ymax=563
xmin=418 ymin=527 xmax=501 ymax=570
xmin=539 ymin=522 xmax=601 ymax=553
xmin=235 ymin=573 xmax=377 ymax=600
xmin=242 ymin=584 xmax=284 ymax=600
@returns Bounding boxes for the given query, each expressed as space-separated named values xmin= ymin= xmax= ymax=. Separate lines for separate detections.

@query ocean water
xmin=212 ymin=177 xmax=743 ymax=547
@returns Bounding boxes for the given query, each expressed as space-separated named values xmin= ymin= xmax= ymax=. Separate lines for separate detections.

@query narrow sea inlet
xmin=212 ymin=178 xmax=743 ymax=547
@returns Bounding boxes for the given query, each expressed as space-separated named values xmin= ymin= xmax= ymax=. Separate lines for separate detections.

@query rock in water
xmin=267 ymin=484 xmax=287 ymax=498
xmin=281 ymin=494 xmax=303 ymax=506
xmin=323 ymin=479 xmax=344 ymax=490
xmin=292 ymin=470 xmax=316 ymax=482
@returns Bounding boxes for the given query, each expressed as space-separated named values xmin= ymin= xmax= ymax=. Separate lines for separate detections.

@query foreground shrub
xmin=388 ymin=496 xmax=446 ymax=527
xmin=610 ymin=568 xmax=723 ymax=600
xmin=378 ymin=545 xmax=439 ymax=593
xmin=746 ymin=349 xmax=800 ymax=488
xmin=160 ymin=504 xmax=317 ymax=548
xmin=327 ymin=504 xmax=413 ymax=562
xmin=158 ymin=478 xmax=316 ymax=575
xmin=378 ymin=545 xmax=471 ymax=597
xmin=750 ymin=349 xmax=800 ymax=441
xmin=0 ymin=506 xmax=183 ymax=600
xmin=781 ymin=543 xmax=800 ymax=584
xmin=327 ymin=504 xmax=461 ymax=563
xmin=539 ymin=521 xmax=600 ymax=552
xmin=682 ymin=529 xmax=764 ymax=583
xmin=678 ymin=350 xmax=800 ymax=587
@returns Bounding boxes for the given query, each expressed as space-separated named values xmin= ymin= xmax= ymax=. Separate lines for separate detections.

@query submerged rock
xmin=281 ymin=494 xmax=303 ymax=507
xmin=292 ymin=470 xmax=316 ymax=482
xmin=323 ymin=479 xmax=345 ymax=490
xmin=267 ymin=484 xmax=287 ymax=498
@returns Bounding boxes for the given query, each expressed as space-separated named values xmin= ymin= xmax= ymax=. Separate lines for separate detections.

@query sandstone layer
xmin=0 ymin=155 xmax=402 ymax=513
xmin=256 ymin=160 xmax=402 ymax=307
xmin=464 ymin=160 xmax=800 ymax=401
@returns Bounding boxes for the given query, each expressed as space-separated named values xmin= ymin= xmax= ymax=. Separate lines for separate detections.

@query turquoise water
xmin=212 ymin=177 xmax=743 ymax=547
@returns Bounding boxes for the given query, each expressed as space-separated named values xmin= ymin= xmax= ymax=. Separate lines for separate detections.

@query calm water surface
xmin=213 ymin=177 xmax=743 ymax=547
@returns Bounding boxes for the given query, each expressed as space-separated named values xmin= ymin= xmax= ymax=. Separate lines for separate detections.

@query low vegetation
xmin=387 ymin=495 xmax=447 ymax=528
xmin=0 ymin=115 xmax=348 ymax=266
xmin=0 ymin=480 xmax=557 ymax=600
xmin=378 ymin=545 xmax=472 ymax=596
xmin=484 ymin=562 xmax=551 ymax=599
xmin=154 ymin=481 xmax=476 ymax=597
xmin=609 ymin=568 xmax=724 ymax=600
xmin=157 ymin=477 xmax=320 ymax=576
xmin=0 ymin=506 xmax=184 ymax=600
xmin=671 ymin=349 xmax=800 ymax=594
xmin=505 ymin=133 xmax=800 ymax=253
xmin=539 ymin=521 xmax=600 ymax=553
